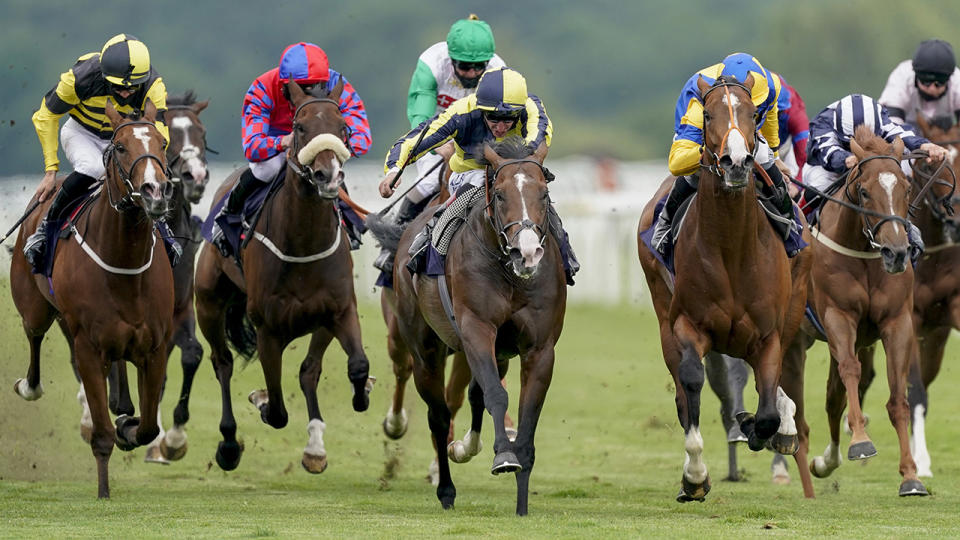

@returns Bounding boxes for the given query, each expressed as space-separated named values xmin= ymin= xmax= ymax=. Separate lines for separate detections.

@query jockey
xmin=377 ymin=67 xmax=579 ymax=285
xmin=210 ymin=42 xmax=371 ymax=256
xmin=651 ymin=53 xmax=794 ymax=256
xmin=773 ymin=73 xmax=809 ymax=185
xmin=804 ymin=94 xmax=949 ymax=258
xmin=879 ymin=39 xmax=960 ymax=126
xmin=373 ymin=14 xmax=506 ymax=272
xmin=24 ymin=34 xmax=169 ymax=271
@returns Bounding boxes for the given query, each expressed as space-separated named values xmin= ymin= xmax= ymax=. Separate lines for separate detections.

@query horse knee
xmin=678 ymin=355 xmax=704 ymax=395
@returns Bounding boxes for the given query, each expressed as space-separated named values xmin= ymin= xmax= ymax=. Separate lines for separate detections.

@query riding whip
xmin=388 ymin=124 xmax=431 ymax=190
xmin=0 ymin=200 xmax=41 ymax=245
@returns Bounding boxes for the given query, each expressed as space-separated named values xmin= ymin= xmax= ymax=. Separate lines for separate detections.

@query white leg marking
xmin=776 ymin=386 xmax=797 ymax=435
xmin=164 ymin=424 xmax=188 ymax=449
xmin=683 ymin=427 xmax=707 ymax=484
xmin=383 ymin=406 xmax=408 ymax=437
xmin=304 ymin=418 xmax=327 ymax=457
xmin=812 ymin=440 xmax=841 ymax=476
xmin=448 ymin=429 xmax=483 ymax=464
xmin=878 ymin=172 xmax=900 ymax=234
xmin=428 ymin=458 xmax=440 ymax=487
xmin=78 ymin=384 xmax=93 ymax=431
xmin=911 ymin=404 xmax=932 ymax=477
xmin=15 ymin=378 xmax=43 ymax=400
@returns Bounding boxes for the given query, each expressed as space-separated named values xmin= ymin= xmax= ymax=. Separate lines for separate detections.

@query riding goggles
xmin=916 ymin=72 xmax=950 ymax=87
xmin=453 ymin=60 xmax=488 ymax=72
xmin=483 ymin=111 xmax=520 ymax=123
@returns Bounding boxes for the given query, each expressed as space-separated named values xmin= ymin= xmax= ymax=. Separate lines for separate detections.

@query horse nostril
xmin=743 ymin=155 xmax=755 ymax=169
xmin=162 ymin=181 xmax=176 ymax=199
xmin=719 ymin=155 xmax=733 ymax=168
xmin=182 ymin=172 xmax=194 ymax=182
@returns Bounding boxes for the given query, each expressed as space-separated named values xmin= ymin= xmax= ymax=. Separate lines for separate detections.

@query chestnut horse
xmin=802 ymin=125 xmax=929 ymax=496
xmin=10 ymin=100 xmax=176 ymax=498
xmin=387 ymin=138 xmax=565 ymax=515
xmin=194 ymin=80 xmax=372 ymax=474
xmin=637 ymin=75 xmax=811 ymax=502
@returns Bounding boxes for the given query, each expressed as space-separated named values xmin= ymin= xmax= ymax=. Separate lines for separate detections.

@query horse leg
xmin=74 ymin=338 xmax=115 ymax=498
xmin=298 ymin=328 xmax=334 ymax=474
xmin=382 ymin=302 xmax=413 ymax=440
xmin=332 ymin=303 xmax=373 ymax=413
xmin=781 ymin=331 xmax=815 ymax=497
xmin=110 ymin=360 xmax=135 ymax=417
xmin=250 ymin=331 xmax=290 ymax=428
xmin=445 ymin=352 xmax=472 ymax=440
xmin=881 ymin=313 xmax=927 ymax=496
xmin=161 ymin=316 xmax=204 ymax=461
xmin=13 ymin=334 xmax=46 ymax=401
xmin=448 ymin=377 xmax=484 ymax=464
xmin=458 ymin=312 xmax=516 ymax=474
xmin=910 ymin=325 xmax=947 ymax=478
xmin=116 ymin=349 xmax=166 ymax=452
xmin=513 ymin=343 xmax=557 ymax=516
xmin=739 ymin=336 xmax=782 ymax=451
xmin=844 ymin=345 xmax=876 ymax=434
xmin=811 ymin=354 xmax=845 ymax=477
xmin=412 ymin=342 xmax=456 ymax=509
xmin=704 ymin=352 xmax=747 ymax=481
xmin=821 ymin=313 xmax=877 ymax=463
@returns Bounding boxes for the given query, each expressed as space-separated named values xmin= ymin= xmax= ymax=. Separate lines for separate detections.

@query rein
xmin=287 ymin=97 xmax=348 ymax=189
xmin=103 ymin=120 xmax=169 ymax=212
xmin=699 ymin=82 xmax=765 ymax=185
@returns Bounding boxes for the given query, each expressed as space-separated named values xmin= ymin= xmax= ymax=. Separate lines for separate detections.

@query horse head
xmin=847 ymin=125 xmax=912 ymax=273
xmin=163 ymin=91 xmax=210 ymax=204
xmin=696 ymin=74 xmax=758 ymax=188
xmin=104 ymin=99 xmax=174 ymax=220
xmin=482 ymin=137 xmax=550 ymax=279
xmin=912 ymin=115 xmax=960 ymax=242
xmin=286 ymin=80 xmax=350 ymax=199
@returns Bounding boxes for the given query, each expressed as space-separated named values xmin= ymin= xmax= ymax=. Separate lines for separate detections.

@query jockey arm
xmin=144 ymin=78 xmax=170 ymax=145
xmin=333 ymin=72 xmax=371 ymax=157
xmin=32 ymin=67 xmax=82 ymax=173
xmin=407 ymin=60 xmax=439 ymax=129
xmin=241 ymin=79 xmax=286 ymax=162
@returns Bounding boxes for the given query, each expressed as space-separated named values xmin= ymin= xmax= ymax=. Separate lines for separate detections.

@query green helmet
xmin=446 ymin=15 xmax=495 ymax=63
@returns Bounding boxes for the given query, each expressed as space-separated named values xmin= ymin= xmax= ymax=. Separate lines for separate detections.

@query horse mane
xmin=167 ymin=90 xmax=197 ymax=107
xmin=853 ymin=124 xmax=895 ymax=155
xmin=476 ymin=135 xmax=534 ymax=165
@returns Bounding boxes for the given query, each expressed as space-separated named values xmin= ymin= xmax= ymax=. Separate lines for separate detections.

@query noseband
xmin=103 ymin=119 xmax=169 ymax=212
xmin=286 ymin=97 xmax=350 ymax=196
xmin=699 ymin=81 xmax=758 ymax=177
xmin=485 ymin=158 xmax=550 ymax=257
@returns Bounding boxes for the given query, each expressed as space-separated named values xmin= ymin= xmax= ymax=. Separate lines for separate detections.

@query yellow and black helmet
xmin=475 ymin=68 xmax=528 ymax=114
xmin=100 ymin=34 xmax=151 ymax=87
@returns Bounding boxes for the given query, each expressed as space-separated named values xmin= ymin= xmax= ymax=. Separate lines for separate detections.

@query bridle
xmin=103 ymin=119 xmax=169 ymax=212
xmin=909 ymin=146 xmax=957 ymax=223
xmin=286 ymin=96 xmax=350 ymax=196
xmin=484 ymin=158 xmax=550 ymax=257
xmin=841 ymin=154 xmax=914 ymax=249
xmin=164 ymin=105 xmax=214 ymax=184
xmin=699 ymin=80 xmax=759 ymax=178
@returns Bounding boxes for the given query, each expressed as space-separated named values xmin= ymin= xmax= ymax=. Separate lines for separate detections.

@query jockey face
xmin=916 ymin=72 xmax=949 ymax=100
xmin=483 ymin=111 xmax=518 ymax=138
xmin=453 ymin=60 xmax=486 ymax=88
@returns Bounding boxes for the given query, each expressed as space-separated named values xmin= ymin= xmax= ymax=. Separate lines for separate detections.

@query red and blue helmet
xmin=278 ymin=42 xmax=329 ymax=85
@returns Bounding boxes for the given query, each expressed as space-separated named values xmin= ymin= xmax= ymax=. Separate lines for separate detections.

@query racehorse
xmin=10 ymin=100 xmax=176 ymax=498
xmin=194 ymin=80 xmax=372 ymax=474
xmin=841 ymin=115 xmax=960 ymax=479
xmin=387 ymin=137 xmax=565 ymax=515
xmin=637 ymin=74 xmax=812 ymax=502
xmin=803 ymin=125 xmax=930 ymax=496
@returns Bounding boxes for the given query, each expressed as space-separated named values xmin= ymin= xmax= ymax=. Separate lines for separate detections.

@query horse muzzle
xmin=506 ymin=228 xmax=545 ymax=279
xmin=718 ymin=154 xmax=754 ymax=189
xmin=880 ymin=244 xmax=909 ymax=274
xmin=140 ymin=180 xmax=176 ymax=220
xmin=313 ymin=169 xmax=345 ymax=199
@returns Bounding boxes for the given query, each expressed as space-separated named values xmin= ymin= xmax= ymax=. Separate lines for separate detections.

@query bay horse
xmin=387 ymin=137 xmax=565 ymax=515
xmin=840 ymin=115 xmax=960 ymax=479
xmin=637 ymin=74 xmax=812 ymax=502
xmin=10 ymin=99 xmax=176 ymax=498
xmin=802 ymin=125 xmax=929 ymax=496
xmin=194 ymin=80 xmax=372 ymax=474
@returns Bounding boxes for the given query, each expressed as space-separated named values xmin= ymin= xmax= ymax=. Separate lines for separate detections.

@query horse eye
xmin=494 ymin=191 xmax=505 ymax=201
xmin=115 ymin=144 xmax=126 ymax=154
xmin=859 ymin=188 xmax=870 ymax=200
xmin=702 ymin=112 xmax=711 ymax=123
xmin=296 ymin=124 xmax=306 ymax=134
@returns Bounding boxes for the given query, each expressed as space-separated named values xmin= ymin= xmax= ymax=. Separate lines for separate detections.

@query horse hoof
xmin=899 ymin=479 xmax=929 ymax=497
xmin=437 ymin=484 xmax=456 ymax=509
xmin=351 ymin=377 xmax=374 ymax=413
xmin=301 ymin=452 xmax=328 ymax=474
xmin=770 ymin=433 xmax=800 ymax=456
xmin=677 ymin=474 xmax=711 ymax=502
xmin=215 ymin=440 xmax=244 ymax=471
xmin=727 ymin=424 xmax=748 ymax=444
xmin=491 ymin=451 xmax=521 ymax=475
xmin=248 ymin=389 xmax=268 ymax=411
xmin=159 ymin=438 xmax=188 ymax=461
xmin=382 ymin=408 xmax=408 ymax=440
xmin=505 ymin=427 xmax=518 ymax=442
xmin=14 ymin=378 xmax=43 ymax=400
xmin=114 ymin=415 xmax=140 ymax=451
xmin=847 ymin=441 xmax=877 ymax=461
xmin=144 ymin=445 xmax=171 ymax=465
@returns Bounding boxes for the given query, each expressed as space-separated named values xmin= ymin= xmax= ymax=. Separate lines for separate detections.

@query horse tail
xmin=365 ymin=212 xmax=403 ymax=252
xmin=224 ymin=293 xmax=258 ymax=364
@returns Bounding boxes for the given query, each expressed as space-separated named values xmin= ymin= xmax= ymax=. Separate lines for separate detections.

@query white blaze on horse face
xmin=721 ymin=93 xmax=750 ymax=167
xmin=878 ymin=172 xmax=901 ymax=234
xmin=513 ymin=172 xmax=544 ymax=268
xmin=132 ymin=126 xmax=158 ymax=184
xmin=683 ymin=427 xmax=707 ymax=484
xmin=170 ymin=116 xmax=207 ymax=182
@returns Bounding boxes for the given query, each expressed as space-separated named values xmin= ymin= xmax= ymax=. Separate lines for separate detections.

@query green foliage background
xmin=1 ymin=0 xmax=958 ymax=175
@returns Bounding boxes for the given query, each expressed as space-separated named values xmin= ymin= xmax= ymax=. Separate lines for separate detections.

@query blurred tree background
xmin=1 ymin=0 xmax=957 ymax=176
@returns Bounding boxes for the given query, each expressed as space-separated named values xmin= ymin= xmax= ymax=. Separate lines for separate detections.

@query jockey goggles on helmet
xmin=916 ymin=71 xmax=950 ymax=87
xmin=483 ymin=110 xmax=519 ymax=123
xmin=453 ymin=60 xmax=487 ymax=72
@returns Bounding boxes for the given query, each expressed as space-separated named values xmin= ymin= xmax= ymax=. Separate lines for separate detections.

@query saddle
xmin=405 ymin=186 xmax=487 ymax=279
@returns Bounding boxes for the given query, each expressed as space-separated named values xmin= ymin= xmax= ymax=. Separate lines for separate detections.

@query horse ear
xmin=532 ymin=141 xmax=548 ymax=163
xmin=105 ymin=99 xmax=123 ymax=127
xmin=483 ymin=143 xmax=502 ymax=167
xmin=744 ymin=72 xmax=755 ymax=89
xmin=849 ymin=137 xmax=866 ymax=161
xmin=891 ymin=136 xmax=905 ymax=159
xmin=143 ymin=99 xmax=157 ymax=122
xmin=696 ymin=75 xmax=710 ymax=99
xmin=329 ymin=78 xmax=344 ymax=102
xmin=193 ymin=100 xmax=209 ymax=114
xmin=287 ymin=80 xmax=306 ymax=105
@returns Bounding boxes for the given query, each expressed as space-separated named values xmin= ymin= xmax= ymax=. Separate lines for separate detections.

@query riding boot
xmin=374 ymin=197 xmax=421 ymax=273
xmin=547 ymin=202 xmax=580 ymax=285
xmin=405 ymin=211 xmax=441 ymax=275
xmin=212 ymin=168 xmax=260 ymax=257
xmin=763 ymin=163 xmax=793 ymax=217
xmin=651 ymin=175 xmax=698 ymax=255
xmin=23 ymin=171 xmax=95 ymax=272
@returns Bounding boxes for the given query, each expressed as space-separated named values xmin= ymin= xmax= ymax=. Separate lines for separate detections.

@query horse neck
xmin=264 ymin=168 xmax=338 ymax=245
xmin=84 ymin=189 xmax=156 ymax=265
xmin=693 ymin=170 xmax=763 ymax=254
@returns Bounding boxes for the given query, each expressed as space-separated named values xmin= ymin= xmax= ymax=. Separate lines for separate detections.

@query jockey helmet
xmin=913 ymin=39 xmax=956 ymax=77
xmin=476 ymin=68 xmax=527 ymax=115
xmin=278 ymin=42 xmax=330 ymax=85
xmin=100 ymin=34 xmax=151 ymax=88
xmin=447 ymin=15 xmax=495 ymax=63
xmin=720 ymin=52 xmax=772 ymax=106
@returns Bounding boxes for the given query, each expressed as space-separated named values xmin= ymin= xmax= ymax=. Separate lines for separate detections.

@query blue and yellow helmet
xmin=476 ymin=68 xmax=528 ymax=114
xmin=100 ymin=34 xmax=151 ymax=87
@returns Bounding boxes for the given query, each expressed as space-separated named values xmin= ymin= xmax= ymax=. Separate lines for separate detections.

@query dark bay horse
xmin=637 ymin=75 xmax=812 ymax=502
xmin=194 ymin=80 xmax=372 ymax=474
xmin=387 ymin=138 xmax=565 ymax=515
xmin=801 ymin=126 xmax=929 ymax=496
xmin=10 ymin=100 xmax=176 ymax=498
